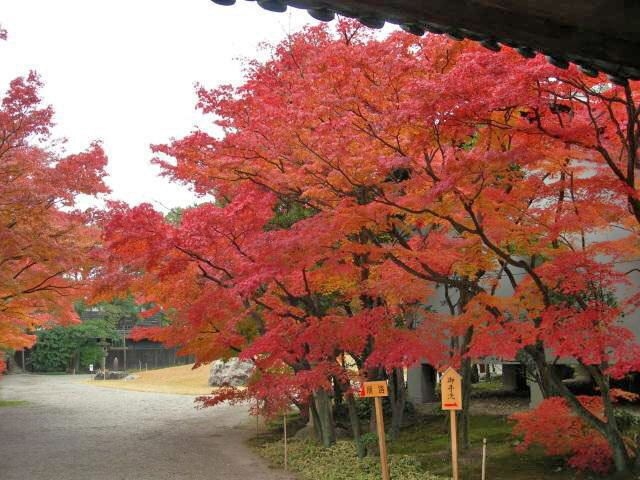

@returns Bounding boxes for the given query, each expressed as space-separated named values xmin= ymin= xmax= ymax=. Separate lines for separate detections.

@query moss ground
xmin=0 ymin=399 xmax=27 ymax=407
xmin=253 ymin=403 xmax=608 ymax=480
xmin=389 ymin=414 xmax=591 ymax=480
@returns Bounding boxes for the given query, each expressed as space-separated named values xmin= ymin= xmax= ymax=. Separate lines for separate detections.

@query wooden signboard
xmin=360 ymin=380 xmax=388 ymax=398
xmin=360 ymin=381 xmax=390 ymax=480
xmin=441 ymin=367 xmax=462 ymax=410
xmin=441 ymin=367 xmax=463 ymax=480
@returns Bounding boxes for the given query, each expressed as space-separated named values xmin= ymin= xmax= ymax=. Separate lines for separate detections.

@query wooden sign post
xmin=361 ymin=381 xmax=390 ymax=480
xmin=481 ymin=437 xmax=487 ymax=480
xmin=283 ymin=412 xmax=288 ymax=471
xmin=441 ymin=367 xmax=462 ymax=480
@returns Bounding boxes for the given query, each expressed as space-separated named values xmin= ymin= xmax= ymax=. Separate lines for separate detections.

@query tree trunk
xmin=527 ymin=358 xmax=555 ymax=399
xmin=460 ymin=357 xmax=473 ymax=450
xmin=389 ymin=367 xmax=407 ymax=441
xmin=366 ymin=366 xmax=385 ymax=455
xmin=313 ymin=389 xmax=336 ymax=447
xmin=293 ymin=397 xmax=310 ymax=425
xmin=332 ymin=376 xmax=344 ymax=407
xmin=309 ymin=395 xmax=322 ymax=442
xmin=367 ymin=402 xmax=381 ymax=457
xmin=527 ymin=345 xmax=634 ymax=474
xmin=589 ymin=365 xmax=633 ymax=475
xmin=346 ymin=393 xmax=366 ymax=458
xmin=606 ymin=424 xmax=632 ymax=475
xmin=458 ymin=324 xmax=474 ymax=451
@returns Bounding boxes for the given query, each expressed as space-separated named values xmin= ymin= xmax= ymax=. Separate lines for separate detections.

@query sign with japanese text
xmin=441 ymin=367 xmax=462 ymax=411
xmin=360 ymin=380 xmax=389 ymax=398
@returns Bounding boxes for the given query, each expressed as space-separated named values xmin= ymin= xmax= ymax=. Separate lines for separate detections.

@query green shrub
xmin=357 ymin=432 xmax=379 ymax=453
xmin=31 ymin=320 xmax=118 ymax=372
xmin=614 ymin=409 xmax=640 ymax=435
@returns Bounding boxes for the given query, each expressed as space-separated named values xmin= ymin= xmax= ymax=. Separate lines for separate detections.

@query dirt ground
xmin=88 ymin=363 xmax=214 ymax=395
xmin=0 ymin=374 xmax=294 ymax=480
xmin=415 ymin=396 xmax=529 ymax=417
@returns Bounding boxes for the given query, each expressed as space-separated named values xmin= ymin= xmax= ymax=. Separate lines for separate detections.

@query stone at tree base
xmin=208 ymin=358 xmax=253 ymax=387
xmin=94 ymin=371 xmax=128 ymax=380
xmin=292 ymin=423 xmax=317 ymax=441
xmin=291 ymin=424 xmax=349 ymax=441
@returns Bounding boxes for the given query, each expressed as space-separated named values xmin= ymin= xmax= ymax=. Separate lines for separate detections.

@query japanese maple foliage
xmin=99 ymin=179 xmax=440 ymax=414
xmin=0 ymin=72 xmax=108 ymax=372
xmin=511 ymin=396 xmax=617 ymax=473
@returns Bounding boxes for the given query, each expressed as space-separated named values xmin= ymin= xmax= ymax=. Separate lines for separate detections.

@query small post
xmin=145 ymin=362 xmax=148 ymax=372
xmin=482 ymin=437 xmax=487 ymax=480
xmin=450 ymin=411 xmax=459 ymax=480
xmin=374 ymin=396 xmax=390 ymax=480
xmin=256 ymin=400 xmax=260 ymax=437
xmin=283 ymin=412 xmax=288 ymax=471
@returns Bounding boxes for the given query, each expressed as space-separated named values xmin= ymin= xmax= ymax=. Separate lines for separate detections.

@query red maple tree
xmin=0 ymin=72 xmax=108 ymax=372
xmin=100 ymin=22 xmax=639 ymax=473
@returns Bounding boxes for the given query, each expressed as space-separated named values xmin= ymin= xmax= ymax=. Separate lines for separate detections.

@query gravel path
xmin=0 ymin=374 xmax=294 ymax=480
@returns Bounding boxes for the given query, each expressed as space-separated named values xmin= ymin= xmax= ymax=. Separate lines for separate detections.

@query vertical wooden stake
xmin=256 ymin=400 xmax=260 ymax=437
xmin=482 ymin=437 xmax=487 ymax=480
xmin=450 ymin=410 xmax=459 ymax=480
xmin=374 ymin=397 xmax=390 ymax=480
xmin=284 ymin=412 xmax=288 ymax=471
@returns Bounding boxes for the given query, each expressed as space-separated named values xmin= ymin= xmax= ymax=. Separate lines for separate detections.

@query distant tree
xmin=31 ymin=319 xmax=119 ymax=372
xmin=76 ymin=296 xmax=141 ymax=326
xmin=165 ymin=207 xmax=184 ymax=226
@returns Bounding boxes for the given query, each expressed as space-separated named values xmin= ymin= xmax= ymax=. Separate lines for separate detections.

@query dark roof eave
xmin=211 ymin=0 xmax=640 ymax=83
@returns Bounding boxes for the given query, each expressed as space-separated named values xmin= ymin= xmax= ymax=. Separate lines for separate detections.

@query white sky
xmin=0 ymin=0 xmax=317 ymax=210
